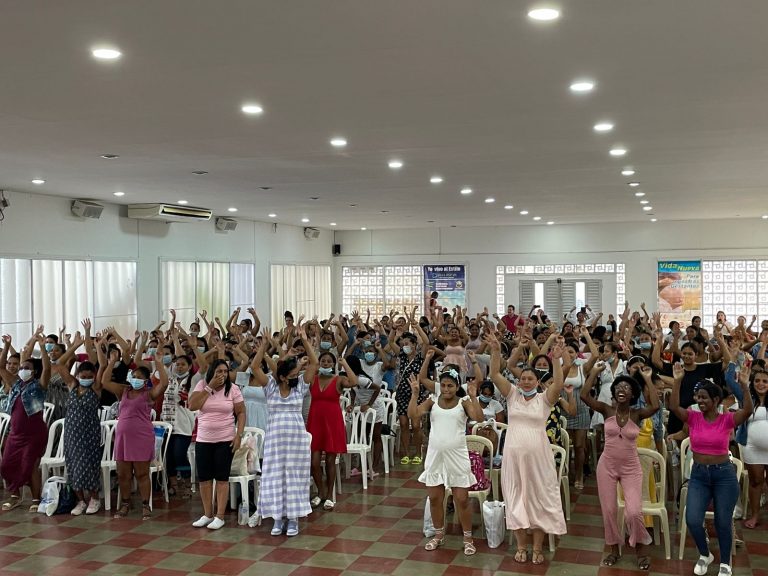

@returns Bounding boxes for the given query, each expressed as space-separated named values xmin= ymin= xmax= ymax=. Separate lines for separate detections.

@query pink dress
xmin=501 ymin=388 xmax=566 ymax=534
xmin=443 ymin=345 xmax=467 ymax=372
xmin=114 ymin=389 xmax=154 ymax=462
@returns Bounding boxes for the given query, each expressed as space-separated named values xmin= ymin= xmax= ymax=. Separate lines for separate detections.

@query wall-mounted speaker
xmin=332 ymin=243 xmax=341 ymax=256
xmin=71 ymin=199 xmax=104 ymax=219
xmin=304 ymin=227 xmax=320 ymax=240
xmin=215 ymin=217 xmax=238 ymax=232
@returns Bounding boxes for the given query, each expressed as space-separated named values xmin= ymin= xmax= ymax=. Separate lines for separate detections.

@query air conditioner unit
xmin=127 ymin=203 xmax=212 ymax=222
xmin=71 ymin=199 xmax=104 ymax=219
xmin=215 ymin=217 xmax=238 ymax=232
xmin=304 ymin=227 xmax=320 ymax=240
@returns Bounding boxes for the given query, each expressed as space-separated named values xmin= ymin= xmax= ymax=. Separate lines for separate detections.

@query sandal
xmin=412 ymin=456 xmax=422 ymax=465
xmin=113 ymin=503 xmax=130 ymax=519
xmin=637 ymin=555 xmax=651 ymax=571
xmin=463 ymin=531 xmax=476 ymax=556
xmin=514 ymin=548 xmax=529 ymax=563
xmin=29 ymin=499 xmax=41 ymax=513
xmin=400 ymin=456 xmax=411 ymax=465
xmin=744 ymin=517 xmax=759 ymax=529
xmin=601 ymin=553 xmax=621 ymax=566
xmin=142 ymin=503 xmax=151 ymax=521
xmin=2 ymin=496 xmax=21 ymax=511
xmin=532 ymin=549 xmax=544 ymax=565
xmin=424 ymin=528 xmax=445 ymax=551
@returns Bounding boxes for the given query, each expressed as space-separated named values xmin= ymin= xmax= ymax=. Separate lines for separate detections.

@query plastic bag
xmin=482 ymin=500 xmax=506 ymax=548
xmin=153 ymin=426 xmax=165 ymax=466
xmin=243 ymin=434 xmax=259 ymax=474
xmin=230 ymin=445 xmax=250 ymax=476
xmin=39 ymin=475 xmax=65 ymax=515
xmin=423 ymin=497 xmax=435 ymax=537
xmin=54 ymin=483 xmax=76 ymax=515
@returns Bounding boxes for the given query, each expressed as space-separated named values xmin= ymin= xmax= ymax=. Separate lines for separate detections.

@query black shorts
xmin=195 ymin=441 xmax=233 ymax=482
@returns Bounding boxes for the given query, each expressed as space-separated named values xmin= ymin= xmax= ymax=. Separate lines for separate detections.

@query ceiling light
xmin=533 ymin=216 xmax=542 ymax=221
xmin=91 ymin=47 xmax=122 ymax=60
xmin=635 ymin=192 xmax=646 ymax=197
xmin=177 ymin=200 xmax=189 ymax=205
xmin=430 ymin=176 xmax=444 ymax=184
xmin=609 ymin=147 xmax=627 ymax=157
xmin=192 ymin=170 xmax=208 ymax=176
xmin=570 ymin=80 xmax=595 ymax=93
xmin=593 ymin=122 xmax=614 ymax=133
xmin=527 ymin=7 xmax=560 ymax=21
xmin=643 ymin=206 xmax=653 ymax=211
xmin=628 ymin=182 xmax=640 ymax=187
xmin=650 ymin=218 xmax=658 ymax=222
xmin=329 ymin=222 xmax=337 ymax=226
xmin=268 ymin=213 xmax=277 ymax=218
xmin=388 ymin=160 xmax=403 ymax=169
xmin=301 ymin=218 xmax=310 ymax=223
xmin=640 ymin=200 xmax=649 ymax=205
xmin=100 ymin=154 xmax=119 ymax=159
xmin=330 ymin=138 xmax=347 ymax=148
xmin=241 ymin=104 xmax=264 ymax=115
xmin=621 ymin=168 xmax=636 ymax=176
xmin=227 ymin=207 xmax=238 ymax=213
xmin=520 ymin=210 xmax=529 ymax=215
xmin=361 ymin=227 xmax=367 ymax=231
xmin=504 ymin=205 xmax=513 ymax=210
xmin=484 ymin=197 xmax=495 ymax=203
xmin=113 ymin=191 xmax=125 ymax=197
xmin=460 ymin=187 xmax=473 ymax=195
xmin=547 ymin=221 xmax=555 ymax=225
xmin=31 ymin=179 xmax=45 ymax=185
xmin=762 ymin=215 xmax=768 ymax=220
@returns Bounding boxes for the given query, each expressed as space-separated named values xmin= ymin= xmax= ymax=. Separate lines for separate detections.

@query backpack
xmin=468 ymin=450 xmax=490 ymax=491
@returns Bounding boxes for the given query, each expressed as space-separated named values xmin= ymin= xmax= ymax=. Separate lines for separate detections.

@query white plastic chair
xmin=148 ymin=421 xmax=173 ymax=509
xmin=379 ymin=389 xmax=392 ymax=399
xmin=344 ymin=407 xmax=376 ymax=489
xmin=40 ymin=418 xmax=66 ymax=483
xmin=549 ymin=444 xmax=567 ymax=551
xmin=381 ymin=398 xmax=398 ymax=474
xmin=227 ymin=427 xmax=265 ymax=512
xmin=100 ymin=419 xmax=118 ymax=510
xmin=0 ymin=413 xmax=10 ymax=469
xmin=618 ymin=447 xmax=671 ymax=560
xmin=188 ymin=442 xmax=197 ymax=493
xmin=448 ymin=434 xmax=492 ymax=536
xmin=470 ymin=421 xmax=507 ymax=502
xmin=43 ymin=402 xmax=55 ymax=426
xmin=560 ymin=428 xmax=571 ymax=520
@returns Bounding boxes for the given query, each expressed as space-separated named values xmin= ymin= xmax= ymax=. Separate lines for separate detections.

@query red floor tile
xmin=407 ymin=546 xmax=459 ymax=563
xmin=139 ymin=569 xmax=191 ymax=576
xmin=290 ymin=568 xmax=342 ymax=576
xmin=322 ymin=538 xmax=374 ymax=554
xmin=302 ymin=523 xmax=348 ymax=537
xmin=107 ymin=532 xmax=157 ymax=548
xmin=0 ymin=534 xmax=22 ymax=547
xmin=380 ymin=496 xmax=422 ymax=507
xmin=443 ymin=567 xmax=499 ymax=576
xmin=0 ymin=551 xmax=27 ymax=566
xmin=347 ymin=555 xmax=403 ymax=574
xmin=37 ymin=541 xmax=94 ymax=558
xmin=180 ymin=540 xmax=234 ymax=556
xmin=55 ymin=559 xmax=108 ymax=570
xmin=260 ymin=547 xmax=316 ymax=564
xmin=114 ymin=548 xmax=174 ymax=566
xmin=196 ymin=557 xmax=256 ymax=575
xmin=354 ymin=516 xmax=400 ymax=528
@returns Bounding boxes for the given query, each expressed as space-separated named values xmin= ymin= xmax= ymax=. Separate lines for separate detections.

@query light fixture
xmin=628 ymin=182 xmax=640 ymax=187
xmin=301 ymin=218 xmax=310 ymax=223
xmin=640 ymin=200 xmax=649 ymax=205
xmin=643 ymin=206 xmax=653 ymax=211
xmin=91 ymin=47 xmax=121 ymax=60
xmin=227 ymin=207 xmax=238 ymax=213
xmin=329 ymin=222 xmax=337 ymax=226
xmin=504 ymin=205 xmax=513 ymax=210
xmin=533 ymin=216 xmax=542 ymax=221
xmin=31 ymin=179 xmax=45 ymax=185
xmin=650 ymin=218 xmax=658 ymax=222
xmin=241 ymin=104 xmax=264 ymax=115
xmin=330 ymin=137 xmax=347 ymax=148
xmin=484 ymin=197 xmax=495 ymax=204
xmin=100 ymin=154 xmax=119 ymax=159
xmin=527 ymin=7 xmax=560 ymax=21
xmin=177 ymin=200 xmax=189 ymax=205
xmin=268 ymin=213 xmax=277 ymax=218
xmin=388 ymin=160 xmax=403 ymax=169
xmin=570 ymin=80 xmax=595 ymax=93
xmin=460 ymin=187 xmax=473 ymax=195
xmin=609 ymin=147 xmax=627 ymax=157
xmin=361 ymin=227 xmax=367 ymax=231
xmin=547 ymin=221 xmax=555 ymax=225
xmin=192 ymin=170 xmax=208 ymax=176
xmin=635 ymin=192 xmax=646 ymax=197
xmin=520 ymin=210 xmax=529 ymax=215
xmin=621 ymin=168 xmax=636 ymax=176
xmin=113 ymin=191 xmax=125 ymax=197
xmin=593 ymin=122 xmax=614 ymax=133
xmin=762 ymin=215 xmax=768 ymax=220
xmin=430 ymin=175 xmax=444 ymax=184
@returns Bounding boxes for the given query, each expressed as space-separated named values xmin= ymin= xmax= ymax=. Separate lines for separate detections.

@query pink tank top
xmin=687 ymin=410 xmax=734 ymax=455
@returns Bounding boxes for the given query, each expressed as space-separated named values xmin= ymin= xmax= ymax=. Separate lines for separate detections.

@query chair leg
xmin=344 ymin=454 xmax=351 ymax=479
xmin=162 ymin=469 xmax=169 ymax=503
xmin=678 ymin=504 xmax=687 ymax=560
xmin=549 ymin=533 xmax=556 ymax=552
xmin=241 ymin=480 xmax=249 ymax=511
xmin=661 ymin=513 xmax=671 ymax=560
xmin=336 ymin=458 xmax=343 ymax=495
xmin=102 ymin=468 xmax=111 ymax=511
xmin=361 ymin=452 xmax=368 ymax=490
xmin=477 ymin=494 xmax=486 ymax=537
xmin=383 ymin=440 xmax=390 ymax=474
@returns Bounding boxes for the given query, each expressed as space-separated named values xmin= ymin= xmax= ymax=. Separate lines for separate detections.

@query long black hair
xmin=205 ymin=359 xmax=232 ymax=397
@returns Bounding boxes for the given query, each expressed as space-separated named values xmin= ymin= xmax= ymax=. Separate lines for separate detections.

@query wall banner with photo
xmin=424 ymin=265 xmax=467 ymax=313
xmin=657 ymin=260 xmax=702 ymax=326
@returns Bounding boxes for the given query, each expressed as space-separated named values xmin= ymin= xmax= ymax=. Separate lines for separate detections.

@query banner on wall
xmin=657 ymin=260 xmax=702 ymax=326
xmin=424 ymin=265 xmax=466 ymax=312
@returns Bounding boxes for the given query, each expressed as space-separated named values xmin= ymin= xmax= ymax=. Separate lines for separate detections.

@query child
xmin=407 ymin=368 xmax=484 ymax=556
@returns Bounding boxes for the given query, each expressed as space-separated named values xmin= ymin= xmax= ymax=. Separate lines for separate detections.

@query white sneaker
xmin=694 ymin=553 xmax=715 ymax=575
xmin=286 ymin=519 xmax=299 ymax=536
xmin=85 ymin=499 xmax=101 ymax=515
xmin=310 ymin=496 xmax=322 ymax=507
xmin=207 ymin=517 xmax=225 ymax=530
xmin=271 ymin=518 xmax=285 ymax=536
xmin=192 ymin=515 xmax=213 ymax=527
xmin=718 ymin=564 xmax=732 ymax=576
xmin=70 ymin=501 xmax=88 ymax=516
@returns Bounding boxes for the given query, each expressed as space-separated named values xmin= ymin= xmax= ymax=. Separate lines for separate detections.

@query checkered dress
xmin=257 ymin=375 xmax=312 ymax=521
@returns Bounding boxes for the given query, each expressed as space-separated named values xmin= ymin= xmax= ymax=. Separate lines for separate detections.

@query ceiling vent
xmin=71 ymin=199 xmax=104 ymax=219
xmin=215 ymin=217 xmax=238 ymax=232
xmin=304 ymin=227 xmax=320 ymax=240
xmin=127 ymin=203 xmax=212 ymax=223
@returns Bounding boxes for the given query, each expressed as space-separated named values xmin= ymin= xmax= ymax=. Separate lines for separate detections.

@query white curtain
xmin=230 ymin=263 xmax=255 ymax=310
xmin=0 ymin=258 xmax=33 ymax=343
xmin=271 ymin=264 xmax=331 ymax=327
xmin=93 ymin=261 xmax=137 ymax=334
xmin=162 ymin=261 xmax=196 ymax=328
xmin=64 ymin=260 xmax=94 ymax=333
xmin=32 ymin=260 xmax=64 ymax=335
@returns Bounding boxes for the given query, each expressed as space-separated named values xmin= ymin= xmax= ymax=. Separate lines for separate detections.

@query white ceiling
xmin=2 ymin=1 xmax=768 ymax=230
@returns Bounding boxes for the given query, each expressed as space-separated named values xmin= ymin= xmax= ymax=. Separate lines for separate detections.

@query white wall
xmin=332 ymin=221 xmax=768 ymax=315
xmin=0 ymin=191 xmax=333 ymax=326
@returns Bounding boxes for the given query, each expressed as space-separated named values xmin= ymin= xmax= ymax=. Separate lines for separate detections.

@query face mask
xmin=573 ymin=358 xmax=585 ymax=366
xmin=287 ymin=376 xmax=300 ymax=387
xmin=365 ymin=352 xmax=376 ymax=363
xmin=320 ymin=341 xmax=332 ymax=350
xmin=363 ymin=340 xmax=372 ymax=348
xmin=162 ymin=355 xmax=173 ymax=366
xmin=197 ymin=346 xmax=206 ymax=353
xmin=147 ymin=347 xmax=157 ymax=357
xmin=78 ymin=378 xmax=94 ymax=387
xmin=402 ymin=346 xmax=413 ymax=355
xmin=175 ymin=371 xmax=189 ymax=380
xmin=18 ymin=369 xmax=33 ymax=382
xmin=521 ymin=388 xmax=538 ymax=398
xmin=130 ymin=378 xmax=145 ymax=390
xmin=638 ymin=342 xmax=652 ymax=350
xmin=230 ymin=361 xmax=239 ymax=370
xmin=318 ymin=367 xmax=334 ymax=376
xmin=44 ymin=343 xmax=55 ymax=353
xmin=606 ymin=355 xmax=615 ymax=364
xmin=479 ymin=394 xmax=493 ymax=403
xmin=190 ymin=330 xmax=199 ymax=337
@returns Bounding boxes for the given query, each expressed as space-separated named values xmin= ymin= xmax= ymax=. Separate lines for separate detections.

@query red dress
xmin=306 ymin=376 xmax=347 ymax=454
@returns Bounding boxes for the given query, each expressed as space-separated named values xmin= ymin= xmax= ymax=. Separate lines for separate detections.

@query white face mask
xmin=18 ymin=369 xmax=33 ymax=382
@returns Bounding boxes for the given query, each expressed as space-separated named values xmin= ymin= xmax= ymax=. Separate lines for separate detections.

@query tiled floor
xmin=0 ymin=465 xmax=765 ymax=576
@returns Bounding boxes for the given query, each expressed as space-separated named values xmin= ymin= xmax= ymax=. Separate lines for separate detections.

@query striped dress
xmin=257 ymin=375 xmax=312 ymax=521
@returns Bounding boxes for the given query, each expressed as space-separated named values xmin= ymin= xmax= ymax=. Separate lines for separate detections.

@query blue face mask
xmin=130 ymin=378 xmax=145 ymax=390
xmin=147 ymin=347 xmax=157 ymax=357
xmin=479 ymin=394 xmax=493 ymax=403
xmin=402 ymin=346 xmax=413 ymax=355
xmin=364 ymin=352 xmax=376 ymax=363
xmin=197 ymin=346 xmax=206 ymax=354
xmin=162 ymin=355 xmax=173 ymax=366
xmin=521 ymin=388 xmax=538 ymax=398
xmin=78 ymin=378 xmax=94 ymax=387
xmin=44 ymin=343 xmax=55 ymax=353
xmin=320 ymin=341 xmax=332 ymax=350
xmin=318 ymin=367 xmax=334 ymax=376
xmin=606 ymin=355 xmax=615 ymax=364
xmin=573 ymin=358 xmax=585 ymax=366
xmin=638 ymin=342 xmax=652 ymax=350
xmin=363 ymin=340 xmax=372 ymax=348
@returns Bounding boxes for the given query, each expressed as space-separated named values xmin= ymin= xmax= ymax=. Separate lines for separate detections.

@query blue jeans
xmin=167 ymin=434 xmax=192 ymax=479
xmin=685 ymin=461 xmax=739 ymax=565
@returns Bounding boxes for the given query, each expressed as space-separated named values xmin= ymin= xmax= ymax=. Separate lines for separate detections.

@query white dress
xmin=418 ymin=395 xmax=475 ymax=488
xmin=743 ymin=407 xmax=768 ymax=465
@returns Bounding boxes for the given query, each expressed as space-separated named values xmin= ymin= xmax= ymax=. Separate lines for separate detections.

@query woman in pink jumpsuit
xmin=581 ymin=362 xmax=660 ymax=571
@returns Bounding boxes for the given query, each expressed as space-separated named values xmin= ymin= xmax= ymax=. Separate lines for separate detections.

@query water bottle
xmin=238 ymin=503 xmax=248 ymax=526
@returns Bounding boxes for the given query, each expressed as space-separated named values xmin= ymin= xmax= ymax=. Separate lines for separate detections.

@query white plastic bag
xmin=482 ymin=500 xmax=506 ymax=548
xmin=423 ymin=497 xmax=435 ymax=537
xmin=39 ymin=476 xmax=66 ymax=516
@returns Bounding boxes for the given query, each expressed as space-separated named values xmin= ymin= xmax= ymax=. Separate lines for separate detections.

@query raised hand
xmin=672 ymin=361 xmax=685 ymax=380
xmin=1 ymin=334 xmax=11 ymax=346
xmin=81 ymin=318 xmax=92 ymax=333
xmin=739 ymin=364 xmax=751 ymax=387
xmin=200 ymin=309 xmax=208 ymax=319
xmin=592 ymin=360 xmax=606 ymax=373
xmin=640 ymin=365 xmax=653 ymax=380
xmin=408 ymin=374 xmax=420 ymax=394
xmin=467 ymin=380 xmax=477 ymax=398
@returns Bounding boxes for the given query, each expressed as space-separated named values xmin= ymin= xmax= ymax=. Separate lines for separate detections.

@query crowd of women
xmin=1 ymin=301 xmax=767 ymax=576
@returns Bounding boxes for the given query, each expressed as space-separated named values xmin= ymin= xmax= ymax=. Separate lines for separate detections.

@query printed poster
xmin=424 ymin=265 xmax=466 ymax=312
xmin=657 ymin=260 xmax=702 ymax=326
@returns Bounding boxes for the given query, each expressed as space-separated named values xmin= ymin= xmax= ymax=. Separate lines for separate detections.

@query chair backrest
xmin=0 ymin=412 xmax=10 ymax=453
xmin=244 ymin=426 xmax=266 ymax=459
xmin=559 ymin=415 xmax=568 ymax=431
xmin=560 ymin=428 xmax=571 ymax=462
xmin=551 ymin=444 xmax=567 ymax=481
xmin=342 ymin=389 xmax=352 ymax=402
xmin=43 ymin=418 xmax=65 ymax=459
xmin=465 ymin=434 xmax=494 ymax=458
xmin=43 ymin=402 xmax=55 ymax=426
xmin=380 ymin=398 xmax=397 ymax=427
xmin=339 ymin=395 xmax=350 ymax=412
xmin=680 ymin=437 xmax=691 ymax=480
xmin=379 ymin=389 xmax=392 ymax=399
xmin=151 ymin=421 xmax=173 ymax=467
xmin=349 ymin=407 xmax=376 ymax=446
xmin=632 ymin=447 xmax=667 ymax=506
xmin=100 ymin=420 xmax=118 ymax=461
xmin=99 ymin=406 xmax=111 ymax=422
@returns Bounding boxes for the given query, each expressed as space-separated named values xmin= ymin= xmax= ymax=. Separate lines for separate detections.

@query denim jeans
xmin=685 ymin=461 xmax=739 ymax=565
xmin=167 ymin=434 xmax=192 ymax=479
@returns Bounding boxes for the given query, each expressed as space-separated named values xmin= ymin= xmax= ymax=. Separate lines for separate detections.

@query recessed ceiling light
xmin=640 ymin=200 xmax=649 ymax=205
xmin=650 ymin=218 xmax=658 ymax=222
xmin=388 ymin=160 xmax=403 ymax=169
xmin=527 ymin=7 xmax=560 ymax=21
xmin=628 ymin=182 xmax=640 ymax=187
xmin=570 ymin=80 xmax=595 ymax=93
xmin=593 ymin=122 xmax=614 ymax=133
xmin=268 ymin=213 xmax=277 ymax=218
xmin=643 ymin=206 xmax=653 ymax=211
xmin=177 ymin=200 xmax=188 ymax=205
xmin=520 ymin=210 xmax=529 ymax=215
xmin=621 ymin=168 xmax=636 ymax=176
xmin=192 ymin=170 xmax=208 ymax=176
xmin=635 ymin=192 xmax=646 ymax=197
xmin=360 ymin=227 xmax=367 ymax=231
xmin=113 ymin=191 xmax=125 ymax=197
xmin=533 ymin=216 xmax=542 ymax=221
xmin=762 ymin=215 xmax=768 ymax=220
xmin=330 ymin=137 xmax=347 ymax=148
xmin=91 ymin=47 xmax=122 ymax=60
xmin=241 ymin=104 xmax=264 ymax=115
xmin=484 ymin=197 xmax=495 ymax=203
xmin=460 ymin=187 xmax=473 ymax=195
xmin=227 ymin=207 xmax=238 ymax=213
xmin=427 ymin=220 xmax=435 ymax=223
xmin=547 ymin=221 xmax=555 ymax=225
xmin=301 ymin=218 xmax=310 ymax=223
xmin=430 ymin=176 xmax=444 ymax=184
xmin=504 ymin=205 xmax=513 ymax=210
xmin=329 ymin=222 xmax=337 ymax=226
xmin=609 ymin=147 xmax=627 ymax=157
xmin=31 ymin=179 xmax=45 ymax=185
xmin=100 ymin=154 xmax=119 ymax=159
